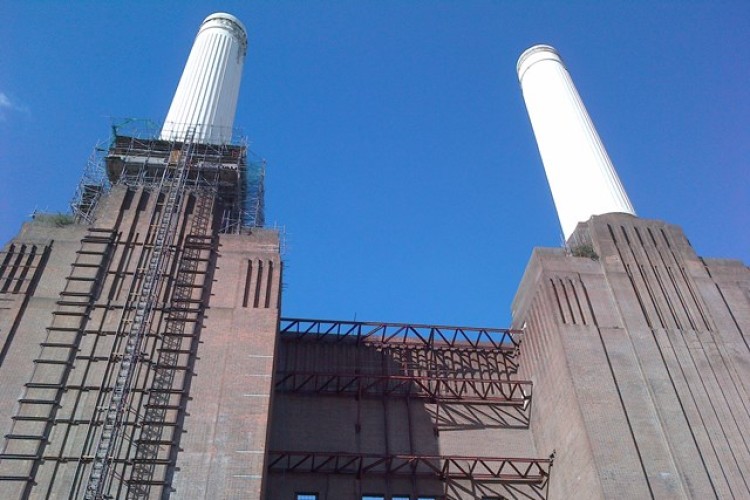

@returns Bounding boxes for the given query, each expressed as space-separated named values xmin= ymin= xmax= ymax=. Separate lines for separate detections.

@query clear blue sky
xmin=1 ymin=2 xmax=747 ymax=328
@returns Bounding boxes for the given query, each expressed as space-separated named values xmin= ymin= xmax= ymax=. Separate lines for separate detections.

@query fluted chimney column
xmin=160 ymin=13 xmax=247 ymax=144
xmin=517 ymin=45 xmax=635 ymax=240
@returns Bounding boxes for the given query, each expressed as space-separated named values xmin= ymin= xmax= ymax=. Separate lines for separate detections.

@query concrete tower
xmin=518 ymin=45 xmax=635 ymax=240
xmin=514 ymin=44 xmax=750 ymax=499
xmin=0 ymin=12 xmax=280 ymax=499
xmin=161 ymin=13 xmax=248 ymax=144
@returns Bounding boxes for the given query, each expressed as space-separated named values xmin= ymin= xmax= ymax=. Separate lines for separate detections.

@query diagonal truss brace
xmin=275 ymin=371 xmax=532 ymax=405
xmin=280 ymin=318 xmax=522 ymax=352
xmin=267 ymin=451 xmax=553 ymax=486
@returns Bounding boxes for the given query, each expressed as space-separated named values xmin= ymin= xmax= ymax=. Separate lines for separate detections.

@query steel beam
xmin=279 ymin=318 xmax=522 ymax=352
xmin=275 ymin=371 xmax=531 ymax=405
xmin=267 ymin=450 xmax=552 ymax=486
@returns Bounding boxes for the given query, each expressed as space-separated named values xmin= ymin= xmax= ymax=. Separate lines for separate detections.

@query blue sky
xmin=1 ymin=2 xmax=748 ymax=327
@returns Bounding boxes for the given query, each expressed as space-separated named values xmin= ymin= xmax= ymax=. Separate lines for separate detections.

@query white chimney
xmin=160 ymin=13 xmax=247 ymax=145
xmin=517 ymin=44 xmax=635 ymax=240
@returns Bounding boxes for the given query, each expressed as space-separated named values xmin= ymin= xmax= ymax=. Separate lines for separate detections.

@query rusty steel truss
xmin=279 ymin=318 xmax=522 ymax=351
xmin=277 ymin=319 xmax=534 ymax=435
xmin=275 ymin=370 xmax=531 ymax=405
xmin=267 ymin=450 xmax=552 ymax=485
xmin=274 ymin=316 xmax=539 ymax=485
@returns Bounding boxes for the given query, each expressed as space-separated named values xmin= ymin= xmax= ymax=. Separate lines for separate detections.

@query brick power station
xmin=0 ymin=13 xmax=748 ymax=500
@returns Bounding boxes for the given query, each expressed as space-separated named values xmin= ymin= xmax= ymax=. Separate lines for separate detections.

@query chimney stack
xmin=161 ymin=13 xmax=247 ymax=145
xmin=517 ymin=45 xmax=635 ymax=240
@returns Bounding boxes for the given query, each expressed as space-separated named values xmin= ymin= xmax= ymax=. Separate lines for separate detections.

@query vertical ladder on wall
xmin=0 ymin=228 xmax=115 ymax=496
xmin=127 ymin=190 xmax=216 ymax=497
xmin=83 ymin=138 xmax=193 ymax=500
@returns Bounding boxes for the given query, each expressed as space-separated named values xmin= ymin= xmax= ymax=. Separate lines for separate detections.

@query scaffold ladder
xmin=83 ymin=139 xmax=193 ymax=500
xmin=127 ymin=189 xmax=216 ymax=497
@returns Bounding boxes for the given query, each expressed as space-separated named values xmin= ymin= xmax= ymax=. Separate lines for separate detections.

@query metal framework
xmin=105 ymin=134 xmax=264 ymax=231
xmin=275 ymin=370 xmax=531 ymax=405
xmin=83 ymin=137 xmax=194 ymax=499
xmin=279 ymin=318 xmax=522 ymax=352
xmin=71 ymin=119 xmax=265 ymax=232
xmin=267 ymin=451 xmax=552 ymax=485
xmin=276 ymin=318 xmax=534 ymax=439
xmin=0 ymin=228 xmax=116 ymax=495
xmin=0 ymin=129 xmax=229 ymax=497
xmin=127 ymin=194 xmax=216 ymax=497
xmin=70 ymin=141 xmax=111 ymax=224
xmin=74 ymin=135 xmax=221 ymax=499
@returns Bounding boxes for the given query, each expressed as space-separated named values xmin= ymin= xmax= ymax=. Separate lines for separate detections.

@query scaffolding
xmin=70 ymin=141 xmax=111 ymax=224
xmin=1 ymin=125 xmax=235 ymax=497
xmin=127 ymin=197 xmax=215 ymax=497
xmin=71 ymin=119 xmax=265 ymax=231
xmin=82 ymin=136 xmax=195 ymax=498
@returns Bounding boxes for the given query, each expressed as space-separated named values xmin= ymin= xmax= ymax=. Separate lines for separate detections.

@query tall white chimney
xmin=160 ymin=13 xmax=247 ymax=145
xmin=517 ymin=44 xmax=635 ymax=240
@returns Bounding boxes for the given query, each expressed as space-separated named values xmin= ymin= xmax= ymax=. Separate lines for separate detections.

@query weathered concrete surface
xmin=513 ymin=213 xmax=750 ymax=499
xmin=170 ymin=230 xmax=282 ymax=499
xmin=0 ymin=185 xmax=282 ymax=500
xmin=266 ymin=336 xmax=542 ymax=499
xmin=3 ymin=197 xmax=747 ymax=500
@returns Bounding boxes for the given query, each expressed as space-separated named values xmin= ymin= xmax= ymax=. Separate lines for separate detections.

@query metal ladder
xmin=127 ymin=190 xmax=216 ymax=497
xmin=0 ymin=229 xmax=114 ymax=498
xmin=83 ymin=139 xmax=193 ymax=499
